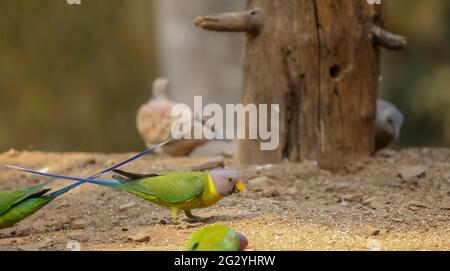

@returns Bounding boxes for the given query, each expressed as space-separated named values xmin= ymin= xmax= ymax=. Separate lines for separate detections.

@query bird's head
xmin=210 ymin=169 xmax=245 ymax=197
xmin=152 ymin=77 xmax=170 ymax=98
xmin=376 ymin=100 xmax=404 ymax=141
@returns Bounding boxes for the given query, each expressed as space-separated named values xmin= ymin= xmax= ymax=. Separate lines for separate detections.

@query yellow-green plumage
xmin=184 ymin=225 xmax=242 ymax=251
xmin=0 ymin=197 xmax=51 ymax=229
xmin=113 ymin=171 xmax=223 ymax=219
xmin=2 ymin=165 xmax=246 ymax=223
xmin=0 ymin=183 xmax=52 ymax=229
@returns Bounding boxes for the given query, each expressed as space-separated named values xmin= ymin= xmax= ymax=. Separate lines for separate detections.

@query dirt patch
xmin=0 ymin=148 xmax=449 ymax=251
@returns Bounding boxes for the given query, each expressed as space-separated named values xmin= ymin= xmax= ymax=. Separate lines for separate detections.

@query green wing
xmin=0 ymin=196 xmax=52 ymax=229
xmin=0 ymin=190 xmax=27 ymax=216
xmin=0 ymin=182 xmax=50 ymax=216
xmin=120 ymin=173 xmax=205 ymax=204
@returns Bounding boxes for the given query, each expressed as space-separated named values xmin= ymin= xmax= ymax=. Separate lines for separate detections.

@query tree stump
xmin=195 ymin=0 xmax=406 ymax=169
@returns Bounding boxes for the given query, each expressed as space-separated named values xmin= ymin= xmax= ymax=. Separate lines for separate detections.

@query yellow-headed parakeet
xmin=185 ymin=225 xmax=248 ymax=251
xmin=5 ymin=166 xmax=246 ymax=221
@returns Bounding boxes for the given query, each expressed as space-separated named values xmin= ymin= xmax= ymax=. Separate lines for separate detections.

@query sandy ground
xmin=0 ymin=148 xmax=449 ymax=251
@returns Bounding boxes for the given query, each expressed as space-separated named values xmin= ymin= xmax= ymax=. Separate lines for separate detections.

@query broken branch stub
xmin=194 ymin=8 xmax=262 ymax=34
xmin=369 ymin=24 xmax=408 ymax=50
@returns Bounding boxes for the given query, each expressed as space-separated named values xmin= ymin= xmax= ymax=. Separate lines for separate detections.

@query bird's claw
xmin=185 ymin=217 xmax=209 ymax=224
xmin=184 ymin=210 xmax=210 ymax=223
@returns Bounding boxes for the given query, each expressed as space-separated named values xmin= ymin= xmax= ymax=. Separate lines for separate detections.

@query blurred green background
xmin=0 ymin=0 xmax=449 ymax=152
xmin=0 ymin=0 xmax=155 ymax=152
xmin=384 ymin=0 xmax=450 ymax=148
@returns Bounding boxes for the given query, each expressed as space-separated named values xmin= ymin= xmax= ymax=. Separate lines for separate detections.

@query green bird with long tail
xmin=4 ymin=166 xmax=246 ymax=221
xmin=184 ymin=225 xmax=248 ymax=251
xmin=0 ymin=141 xmax=169 ymax=230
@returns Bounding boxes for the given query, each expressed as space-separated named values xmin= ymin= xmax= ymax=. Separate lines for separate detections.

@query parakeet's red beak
xmin=237 ymin=232 xmax=248 ymax=251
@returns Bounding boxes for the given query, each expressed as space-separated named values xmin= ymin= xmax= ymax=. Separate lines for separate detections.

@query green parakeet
xmin=0 ymin=181 xmax=54 ymax=229
xmin=184 ymin=225 xmax=248 ymax=251
xmin=0 ymin=141 xmax=168 ymax=230
xmin=0 ymin=178 xmax=116 ymax=230
xmin=5 ymin=166 xmax=246 ymax=221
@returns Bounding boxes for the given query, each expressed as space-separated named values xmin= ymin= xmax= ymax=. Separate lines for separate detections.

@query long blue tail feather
xmin=4 ymin=165 xmax=120 ymax=186
xmin=88 ymin=139 xmax=172 ymax=179
xmin=45 ymin=182 xmax=90 ymax=199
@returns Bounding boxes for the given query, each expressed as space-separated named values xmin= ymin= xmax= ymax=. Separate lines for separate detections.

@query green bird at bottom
xmin=184 ymin=225 xmax=248 ymax=251
xmin=0 ymin=141 xmax=168 ymax=230
xmin=4 ymin=166 xmax=246 ymax=221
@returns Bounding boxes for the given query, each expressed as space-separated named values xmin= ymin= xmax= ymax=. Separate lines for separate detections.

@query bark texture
xmin=238 ymin=0 xmax=382 ymax=169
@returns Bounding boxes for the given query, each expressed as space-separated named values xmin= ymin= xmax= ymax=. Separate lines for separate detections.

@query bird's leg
xmin=170 ymin=207 xmax=180 ymax=224
xmin=184 ymin=210 xmax=209 ymax=222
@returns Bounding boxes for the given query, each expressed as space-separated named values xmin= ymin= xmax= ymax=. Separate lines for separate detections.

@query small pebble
xmin=247 ymin=176 xmax=273 ymax=192
xmin=363 ymin=197 xmax=386 ymax=209
xmin=407 ymin=200 xmax=429 ymax=209
xmin=361 ymin=225 xmax=381 ymax=237
xmin=127 ymin=232 xmax=150 ymax=243
xmin=325 ymin=183 xmax=350 ymax=193
xmin=119 ymin=202 xmax=137 ymax=212
xmin=285 ymin=187 xmax=298 ymax=196
xmin=70 ymin=219 xmax=90 ymax=230
xmin=398 ymin=166 xmax=426 ymax=180
xmin=392 ymin=217 xmax=405 ymax=223
xmin=341 ymin=194 xmax=363 ymax=203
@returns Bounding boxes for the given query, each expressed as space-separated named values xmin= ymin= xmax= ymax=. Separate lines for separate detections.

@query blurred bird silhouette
xmin=136 ymin=78 xmax=206 ymax=156
xmin=375 ymin=99 xmax=404 ymax=151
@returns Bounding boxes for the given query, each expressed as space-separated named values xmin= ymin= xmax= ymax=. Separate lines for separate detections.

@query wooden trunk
xmin=238 ymin=0 xmax=382 ymax=169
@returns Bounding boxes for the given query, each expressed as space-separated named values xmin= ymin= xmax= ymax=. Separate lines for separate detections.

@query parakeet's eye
xmin=228 ymin=178 xmax=232 ymax=182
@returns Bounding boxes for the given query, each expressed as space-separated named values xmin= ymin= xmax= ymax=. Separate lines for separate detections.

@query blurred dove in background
xmin=136 ymin=78 xmax=206 ymax=156
xmin=375 ymin=99 xmax=405 ymax=151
